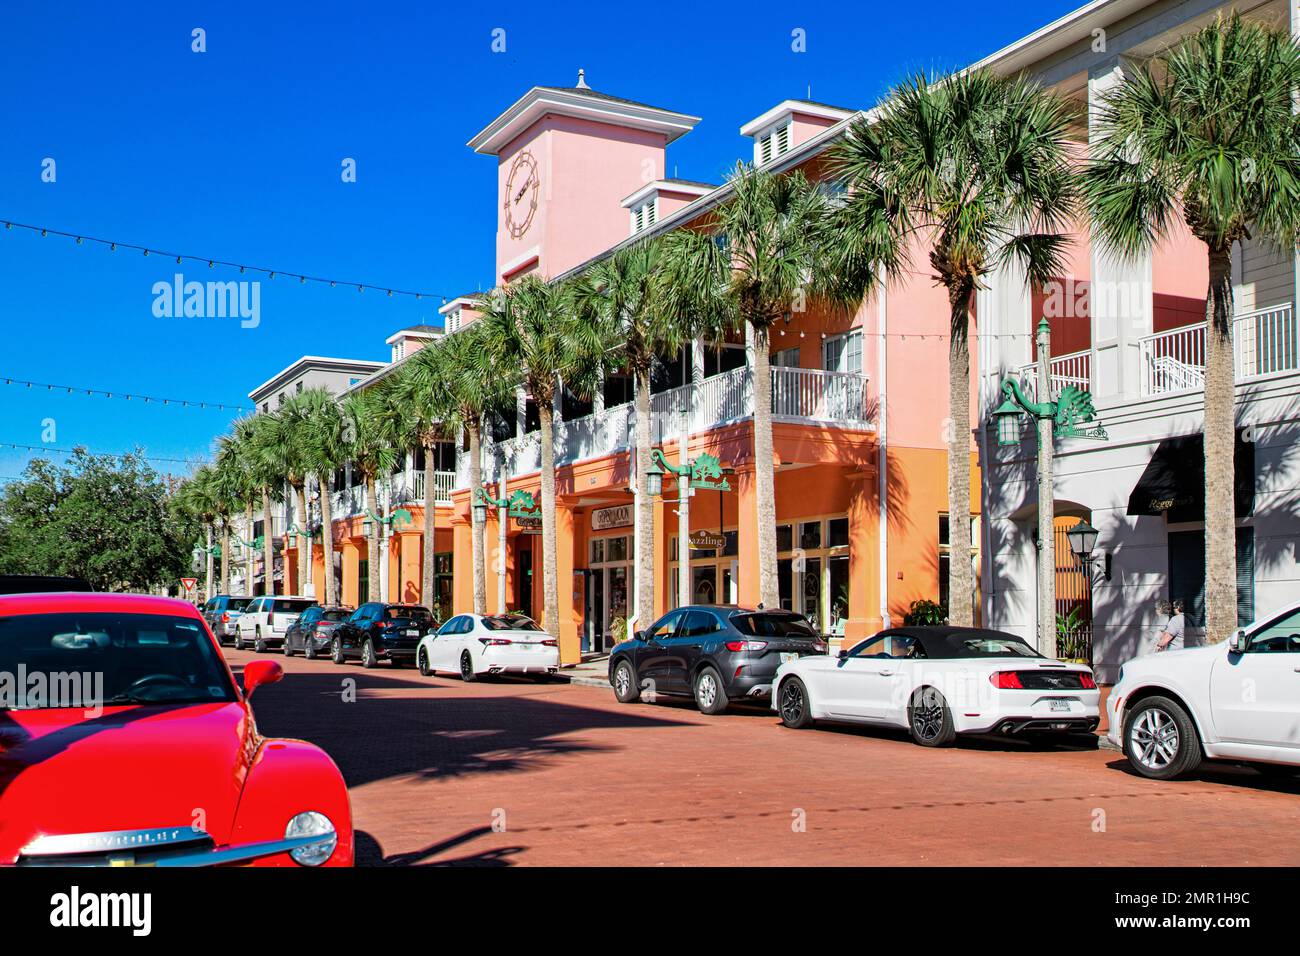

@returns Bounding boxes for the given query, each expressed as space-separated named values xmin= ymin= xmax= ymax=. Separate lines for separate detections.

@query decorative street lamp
xmin=1064 ymin=517 xmax=1111 ymax=581
xmin=993 ymin=318 xmax=1108 ymax=657
xmin=647 ymin=449 xmax=731 ymax=605
xmin=473 ymin=487 xmax=508 ymax=526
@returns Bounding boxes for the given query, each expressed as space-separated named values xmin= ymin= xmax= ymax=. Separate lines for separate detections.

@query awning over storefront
xmin=1126 ymin=431 xmax=1254 ymax=521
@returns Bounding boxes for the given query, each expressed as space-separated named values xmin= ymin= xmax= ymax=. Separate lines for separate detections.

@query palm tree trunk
xmin=262 ymin=488 xmax=276 ymax=597
xmin=538 ymin=402 xmax=561 ymax=639
xmin=204 ymin=525 xmax=214 ymax=599
xmin=244 ymin=502 xmax=255 ymax=595
xmin=751 ymin=325 xmax=780 ymax=608
xmin=1203 ymin=246 xmax=1238 ymax=641
xmin=294 ymin=482 xmax=308 ymax=596
xmin=365 ymin=474 xmax=381 ymax=602
xmin=317 ymin=470 xmax=337 ymax=606
xmin=421 ymin=440 xmax=437 ymax=615
xmin=468 ymin=426 xmax=488 ymax=615
xmin=634 ymin=369 xmax=655 ymax=629
xmin=220 ymin=519 xmax=230 ymax=594
xmin=946 ymin=281 xmax=975 ymax=626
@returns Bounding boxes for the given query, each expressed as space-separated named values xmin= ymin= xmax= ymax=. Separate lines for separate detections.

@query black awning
xmin=1126 ymin=431 xmax=1254 ymax=520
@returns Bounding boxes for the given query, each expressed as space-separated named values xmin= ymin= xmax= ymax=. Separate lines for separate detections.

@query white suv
xmin=1108 ymin=600 xmax=1300 ymax=779
xmin=234 ymin=596 xmax=316 ymax=653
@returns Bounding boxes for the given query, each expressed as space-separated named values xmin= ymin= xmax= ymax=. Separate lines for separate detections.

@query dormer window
xmin=445 ymin=307 xmax=462 ymax=333
xmin=392 ymin=341 xmax=405 ymax=362
xmin=755 ymin=121 xmax=792 ymax=165
xmin=630 ymin=197 xmax=658 ymax=235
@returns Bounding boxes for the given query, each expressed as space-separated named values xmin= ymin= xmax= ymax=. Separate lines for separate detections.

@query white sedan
xmin=1108 ymin=599 xmax=1300 ymax=780
xmin=773 ymin=625 xmax=1099 ymax=747
xmin=417 ymin=613 xmax=560 ymax=681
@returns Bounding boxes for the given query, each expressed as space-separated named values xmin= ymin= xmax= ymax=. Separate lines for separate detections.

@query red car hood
xmin=0 ymin=702 xmax=256 ymax=863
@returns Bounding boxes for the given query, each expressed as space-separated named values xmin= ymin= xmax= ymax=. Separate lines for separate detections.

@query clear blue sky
xmin=0 ymin=0 xmax=1078 ymax=481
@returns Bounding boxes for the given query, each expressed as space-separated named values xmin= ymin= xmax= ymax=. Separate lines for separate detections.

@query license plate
xmin=1048 ymin=699 xmax=1072 ymax=712
xmin=779 ymin=652 xmax=799 ymax=664
xmin=406 ymin=629 xmax=419 ymax=637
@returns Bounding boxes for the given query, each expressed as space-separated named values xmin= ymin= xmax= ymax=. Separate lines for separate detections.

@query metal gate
xmin=1054 ymin=517 xmax=1093 ymax=663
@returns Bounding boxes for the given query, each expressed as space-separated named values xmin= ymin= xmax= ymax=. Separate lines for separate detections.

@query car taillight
xmin=724 ymin=640 xmax=767 ymax=652
xmin=221 ymin=612 xmax=229 ymax=624
xmin=541 ymin=639 xmax=558 ymax=647
xmin=483 ymin=638 xmax=513 ymax=646
xmin=1080 ymin=673 xmax=1097 ymax=690
xmin=268 ymin=611 xmax=275 ymax=625
xmin=990 ymin=671 xmax=1024 ymax=689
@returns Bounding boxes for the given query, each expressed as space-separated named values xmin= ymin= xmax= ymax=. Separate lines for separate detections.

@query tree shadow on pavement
xmin=239 ymin=666 xmax=696 ymax=788
xmin=355 ymin=827 xmax=525 ymax=867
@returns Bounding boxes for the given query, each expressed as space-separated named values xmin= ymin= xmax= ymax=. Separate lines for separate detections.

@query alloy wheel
xmin=1130 ymin=706 xmax=1180 ymax=771
xmin=911 ymin=694 xmax=945 ymax=742
xmin=779 ymin=681 xmax=804 ymax=724
xmin=613 ymin=664 xmax=630 ymax=698
xmin=696 ymin=672 xmax=717 ymax=709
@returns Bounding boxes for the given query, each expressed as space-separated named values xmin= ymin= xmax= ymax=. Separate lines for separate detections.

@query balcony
xmin=1139 ymin=304 xmax=1297 ymax=396
xmin=477 ymin=366 xmax=873 ymax=483
xmin=1016 ymin=350 xmax=1091 ymax=400
xmin=408 ymin=470 xmax=457 ymax=505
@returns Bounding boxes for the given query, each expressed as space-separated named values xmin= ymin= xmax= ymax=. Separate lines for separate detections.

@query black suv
xmin=331 ymin=602 xmax=436 ymax=668
xmin=609 ymin=605 xmax=826 ymax=714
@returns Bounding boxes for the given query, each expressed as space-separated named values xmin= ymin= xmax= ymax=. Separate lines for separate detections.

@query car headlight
xmin=285 ymin=811 xmax=337 ymax=866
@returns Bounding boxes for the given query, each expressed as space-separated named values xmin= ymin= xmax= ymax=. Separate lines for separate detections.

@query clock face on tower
xmin=503 ymin=150 xmax=540 ymax=239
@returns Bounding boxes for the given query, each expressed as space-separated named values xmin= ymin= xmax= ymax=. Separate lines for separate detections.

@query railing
xmin=1016 ymin=350 xmax=1092 ymax=399
xmin=772 ymin=367 xmax=872 ymax=422
xmin=410 ymin=470 xmax=457 ymax=504
xmin=1139 ymin=304 xmax=1297 ymax=396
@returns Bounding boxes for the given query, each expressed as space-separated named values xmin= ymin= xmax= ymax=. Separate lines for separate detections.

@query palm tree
xmin=1084 ymin=14 xmax=1300 ymax=640
xmin=423 ymin=322 xmax=512 ymax=616
xmin=177 ymin=465 xmax=219 ymax=598
xmin=659 ymin=163 xmax=840 ymax=609
xmin=221 ymin=419 xmax=263 ymax=596
xmin=342 ymin=388 xmax=398 ymax=603
xmin=832 ymin=68 xmax=1078 ymax=625
xmin=297 ymin=387 xmax=350 ymax=607
xmin=476 ymin=277 xmax=600 ymax=638
xmin=260 ymin=394 xmax=316 ymax=596
xmin=571 ymin=238 xmax=707 ymax=627
xmin=245 ymin=412 xmax=288 ymax=597
xmin=388 ymin=351 xmax=446 ymax=613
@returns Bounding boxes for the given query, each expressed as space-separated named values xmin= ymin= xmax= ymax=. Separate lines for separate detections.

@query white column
xmin=1089 ymin=56 xmax=1153 ymax=402
xmin=497 ymin=451 xmax=508 ymax=614
xmin=378 ymin=478 xmax=391 ymax=602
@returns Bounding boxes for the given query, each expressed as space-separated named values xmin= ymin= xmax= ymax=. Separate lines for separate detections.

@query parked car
xmin=1108 ymin=600 xmax=1300 ymax=780
xmin=234 ymin=596 xmax=316 ymax=652
xmin=0 ymin=591 xmax=352 ymax=866
xmin=417 ymin=613 xmax=559 ymax=681
xmin=330 ymin=602 xmax=435 ymax=668
xmin=202 ymin=594 xmax=254 ymax=645
xmin=773 ymin=625 xmax=1100 ymax=747
xmin=609 ymin=606 xmax=826 ymax=714
xmin=283 ymin=605 xmax=354 ymax=659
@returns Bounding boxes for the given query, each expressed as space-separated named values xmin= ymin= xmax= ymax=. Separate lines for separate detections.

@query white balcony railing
xmin=410 ymin=470 xmax=457 ymax=504
xmin=1139 ymin=304 xmax=1297 ymax=396
xmin=1017 ymin=350 xmax=1092 ymax=399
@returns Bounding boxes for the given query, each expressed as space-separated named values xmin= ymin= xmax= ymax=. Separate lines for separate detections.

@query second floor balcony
xmin=1138 ymin=304 xmax=1297 ymax=397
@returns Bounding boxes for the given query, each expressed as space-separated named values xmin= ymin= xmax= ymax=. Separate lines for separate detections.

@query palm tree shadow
xmin=355 ymin=826 xmax=525 ymax=867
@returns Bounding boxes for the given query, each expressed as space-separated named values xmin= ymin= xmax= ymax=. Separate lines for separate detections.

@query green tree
xmin=342 ymin=388 xmax=398 ymax=603
xmin=1084 ymin=14 xmax=1300 ymax=640
xmin=832 ymin=68 xmax=1079 ymax=625
xmin=296 ymin=387 xmax=350 ymax=606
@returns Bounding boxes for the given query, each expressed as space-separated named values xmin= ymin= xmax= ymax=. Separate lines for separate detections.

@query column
xmin=1089 ymin=56 xmax=1153 ymax=402
xmin=734 ymin=466 xmax=761 ymax=607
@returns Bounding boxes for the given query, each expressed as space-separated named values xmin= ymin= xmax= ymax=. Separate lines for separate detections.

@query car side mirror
xmin=243 ymin=660 xmax=284 ymax=698
xmin=1228 ymin=629 xmax=1246 ymax=654
xmin=634 ymin=630 xmax=647 ymax=642
xmin=837 ymin=649 xmax=849 ymax=660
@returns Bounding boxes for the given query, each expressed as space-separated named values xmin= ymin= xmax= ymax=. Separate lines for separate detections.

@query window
xmin=755 ymin=121 xmax=792 ymax=164
xmin=392 ymin=341 xmax=405 ymax=362
xmin=648 ymin=610 xmax=685 ymax=640
xmin=731 ymin=612 xmax=816 ymax=637
xmin=776 ymin=524 xmax=793 ymax=553
xmin=1168 ymin=527 xmax=1254 ymax=628
xmin=799 ymin=521 xmax=821 ymax=550
xmin=1247 ymin=606 xmax=1300 ymax=653
xmin=445 ymin=307 xmax=462 ymax=334
xmin=828 ymin=517 xmax=849 ymax=548
xmin=484 ymin=614 xmax=542 ymax=632
xmin=773 ymin=347 xmax=801 ymax=369
xmin=823 ymin=331 xmax=863 ymax=374
xmin=938 ymin=513 xmax=979 ymax=611
xmin=631 ymin=197 xmax=658 ymax=235
xmin=296 ymin=382 xmax=304 ymax=393
xmin=603 ymin=373 xmax=633 ymax=408
xmin=680 ymin=610 xmax=721 ymax=638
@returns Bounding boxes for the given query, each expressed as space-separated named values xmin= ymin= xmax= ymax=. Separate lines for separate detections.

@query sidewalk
xmin=560 ymin=655 xmax=611 ymax=688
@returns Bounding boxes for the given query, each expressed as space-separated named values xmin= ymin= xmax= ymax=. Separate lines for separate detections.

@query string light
xmin=1 ymin=218 xmax=458 ymax=302
xmin=0 ymin=441 xmax=200 ymax=466
xmin=2 ymin=377 xmax=252 ymax=412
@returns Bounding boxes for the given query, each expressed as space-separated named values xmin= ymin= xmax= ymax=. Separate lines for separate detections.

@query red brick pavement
xmin=229 ymin=648 xmax=1300 ymax=867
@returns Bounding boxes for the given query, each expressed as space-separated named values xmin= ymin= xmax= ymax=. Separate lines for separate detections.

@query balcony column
xmin=1088 ymin=55 xmax=1153 ymax=402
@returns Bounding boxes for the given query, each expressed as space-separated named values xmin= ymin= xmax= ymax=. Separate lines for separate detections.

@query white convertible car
xmin=1108 ymin=599 xmax=1300 ymax=780
xmin=417 ymin=612 xmax=560 ymax=681
xmin=773 ymin=625 xmax=1099 ymax=747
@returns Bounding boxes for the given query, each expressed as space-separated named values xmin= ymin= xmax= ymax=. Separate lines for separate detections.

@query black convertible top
xmin=873 ymin=626 xmax=1042 ymax=660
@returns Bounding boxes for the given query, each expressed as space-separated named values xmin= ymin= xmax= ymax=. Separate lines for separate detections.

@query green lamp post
xmin=646 ymin=449 xmax=732 ymax=605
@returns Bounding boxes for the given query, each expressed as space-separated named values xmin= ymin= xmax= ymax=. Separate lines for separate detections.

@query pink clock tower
xmin=468 ymin=71 xmax=701 ymax=283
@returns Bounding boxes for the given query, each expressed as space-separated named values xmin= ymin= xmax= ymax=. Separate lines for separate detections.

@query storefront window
xmin=799 ymin=521 xmax=822 ymax=550
xmin=606 ymin=536 xmax=628 ymax=563
xmin=828 ymin=517 xmax=849 ymax=549
xmin=776 ymin=524 xmax=793 ymax=553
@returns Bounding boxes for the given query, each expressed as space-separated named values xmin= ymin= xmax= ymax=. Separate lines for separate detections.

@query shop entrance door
xmin=692 ymin=566 xmax=717 ymax=604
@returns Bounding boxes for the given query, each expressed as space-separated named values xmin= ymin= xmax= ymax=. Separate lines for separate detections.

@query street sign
xmin=181 ymin=577 xmax=198 ymax=593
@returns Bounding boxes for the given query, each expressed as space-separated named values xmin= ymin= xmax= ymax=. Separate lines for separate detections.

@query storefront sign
xmin=689 ymin=530 xmax=727 ymax=551
xmin=591 ymin=505 xmax=633 ymax=531
xmin=515 ymin=515 xmax=542 ymax=533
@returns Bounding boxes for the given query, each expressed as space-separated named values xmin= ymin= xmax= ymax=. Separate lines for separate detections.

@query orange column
xmin=341 ymin=542 xmax=359 ymax=609
xmin=555 ymin=505 xmax=580 ymax=665
xmin=734 ymin=466 xmax=761 ymax=608
xmin=451 ymin=519 xmax=472 ymax=616
xmin=398 ymin=532 xmax=422 ymax=604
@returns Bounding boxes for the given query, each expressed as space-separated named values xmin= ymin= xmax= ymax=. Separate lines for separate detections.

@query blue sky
xmin=0 ymin=0 xmax=1079 ymax=481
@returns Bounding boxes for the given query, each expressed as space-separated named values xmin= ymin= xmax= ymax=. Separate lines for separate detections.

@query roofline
xmin=248 ymin=356 xmax=387 ymax=402
xmin=384 ymin=329 xmax=442 ymax=345
xmin=738 ymin=99 xmax=855 ymax=136
xmin=438 ymin=296 xmax=479 ymax=315
xmin=467 ymin=86 xmax=702 ymax=155
xmin=620 ymin=179 xmax=717 ymax=209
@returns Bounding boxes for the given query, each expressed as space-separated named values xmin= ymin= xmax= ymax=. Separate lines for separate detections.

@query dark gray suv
xmin=202 ymin=594 xmax=253 ymax=645
xmin=609 ymin=605 xmax=826 ymax=714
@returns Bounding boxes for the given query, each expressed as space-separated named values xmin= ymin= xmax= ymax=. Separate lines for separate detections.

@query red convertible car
xmin=0 ymin=592 xmax=353 ymax=866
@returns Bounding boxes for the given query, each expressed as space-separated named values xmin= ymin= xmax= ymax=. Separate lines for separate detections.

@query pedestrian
xmin=1154 ymin=598 xmax=1186 ymax=653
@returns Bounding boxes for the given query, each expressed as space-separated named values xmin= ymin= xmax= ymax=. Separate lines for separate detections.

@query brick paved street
xmin=230 ymin=649 xmax=1300 ymax=867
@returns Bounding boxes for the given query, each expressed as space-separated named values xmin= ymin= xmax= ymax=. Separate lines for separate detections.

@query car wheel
xmin=304 ymin=639 xmax=317 ymax=660
xmin=283 ymin=636 xmax=296 ymax=658
xmin=331 ymin=636 xmax=345 ymax=665
xmin=908 ymin=687 xmax=956 ymax=747
xmin=778 ymin=677 xmax=815 ymax=729
xmin=1124 ymin=695 xmax=1202 ymax=780
xmin=418 ymin=646 xmax=433 ymax=677
xmin=611 ymin=660 xmax=639 ymax=703
xmin=254 ymin=630 xmax=267 ymax=654
xmin=693 ymin=666 xmax=729 ymax=715
xmin=459 ymin=651 xmax=477 ymax=683
xmin=233 ymin=633 xmax=245 ymax=651
xmin=361 ymin=639 xmax=377 ymax=669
